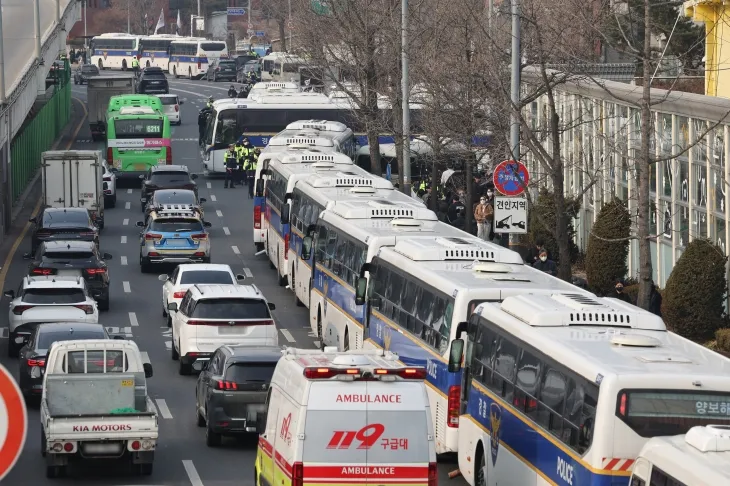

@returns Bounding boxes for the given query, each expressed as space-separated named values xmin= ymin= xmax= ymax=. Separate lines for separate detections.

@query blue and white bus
xmin=139 ymin=34 xmax=183 ymax=71
xmin=90 ymin=33 xmax=140 ymax=71
xmin=352 ymin=237 xmax=592 ymax=454
xmin=169 ymin=38 xmax=228 ymax=79
xmin=450 ymin=293 xmax=730 ymax=486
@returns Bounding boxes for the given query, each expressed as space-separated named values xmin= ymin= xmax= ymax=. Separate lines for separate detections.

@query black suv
xmin=193 ymin=345 xmax=282 ymax=446
xmin=29 ymin=208 xmax=99 ymax=255
xmin=210 ymin=60 xmax=237 ymax=82
xmin=74 ymin=64 xmax=99 ymax=85
xmin=25 ymin=241 xmax=112 ymax=310
xmin=136 ymin=67 xmax=169 ymax=94
xmin=140 ymin=165 xmax=199 ymax=211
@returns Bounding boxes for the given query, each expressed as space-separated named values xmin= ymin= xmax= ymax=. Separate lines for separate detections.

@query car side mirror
xmin=236 ymin=274 xmax=245 ymax=281
xmin=447 ymin=339 xmax=464 ymax=373
xmin=301 ymin=236 xmax=313 ymax=260
xmin=136 ymin=221 xmax=145 ymax=227
xmin=268 ymin=302 xmax=276 ymax=310
xmin=192 ymin=360 xmax=206 ymax=372
xmin=199 ymin=198 xmax=207 ymax=203
xmin=22 ymin=252 xmax=32 ymax=260
xmin=167 ymin=302 xmax=178 ymax=312
xmin=3 ymin=290 xmax=14 ymax=299
xmin=203 ymin=221 xmax=212 ymax=228
xmin=28 ymin=217 xmax=36 ymax=223
xmin=158 ymin=274 xmax=169 ymax=282
xmin=355 ymin=277 xmax=367 ymax=306
xmin=102 ymin=252 xmax=112 ymax=260
xmin=143 ymin=362 xmax=154 ymax=378
xmin=191 ymin=174 xmax=199 ymax=180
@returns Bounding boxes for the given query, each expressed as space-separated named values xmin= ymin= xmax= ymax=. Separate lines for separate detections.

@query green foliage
xmin=527 ymin=189 xmax=580 ymax=264
xmin=585 ymin=198 xmax=631 ymax=296
xmin=663 ymin=239 xmax=728 ymax=342
xmin=716 ymin=329 xmax=730 ymax=353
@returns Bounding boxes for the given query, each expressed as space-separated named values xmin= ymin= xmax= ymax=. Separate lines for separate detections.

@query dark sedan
xmin=144 ymin=189 xmax=206 ymax=223
xmin=136 ymin=67 xmax=169 ymax=94
xmin=194 ymin=345 xmax=281 ymax=447
xmin=210 ymin=60 xmax=237 ymax=82
xmin=18 ymin=322 xmax=111 ymax=400
xmin=140 ymin=165 xmax=199 ymax=211
xmin=30 ymin=208 xmax=99 ymax=255
xmin=25 ymin=241 xmax=112 ymax=310
xmin=73 ymin=64 xmax=99 ymax=85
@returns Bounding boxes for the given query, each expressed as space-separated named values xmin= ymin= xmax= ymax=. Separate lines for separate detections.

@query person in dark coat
xmin=452 ymin=209 xmax=466 ymax=231
xmin=526 ymin=239 xmax=546 ymax=265
xmin=612 ymin=281 xmax=631 ymax=302
xmin=198 ymin=108 xmax=211 ymax=146
xmin=447 ymin=196 xmax=465 ymax=225
xmin=649 ymin=284 xmax=662 ymax=316
xmin=532 ymin=249 xmax=557 ymax=276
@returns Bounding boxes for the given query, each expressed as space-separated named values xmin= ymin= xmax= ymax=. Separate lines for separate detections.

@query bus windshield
xmin=201 ymin=42 xmax=226 ymax=52
xmin=113 ymin=119 xmax=163 ymax=138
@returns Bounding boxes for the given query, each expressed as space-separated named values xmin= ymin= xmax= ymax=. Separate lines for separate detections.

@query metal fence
xmin=10 ymin=60 xmax=71 ymax=202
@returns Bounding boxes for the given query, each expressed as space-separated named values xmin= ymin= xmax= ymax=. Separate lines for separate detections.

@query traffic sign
xmin=227 ymin=7 xmax=246 ymax=15
xmin=0 ymin=364 xmax=27 ymax=481
xmin=493 ymin=160 xmax=529 ymax=197
xmin=493 ymin=197 xmax=528 ymax=234
xmin=255 ymin=31 xmax=266 ymax=37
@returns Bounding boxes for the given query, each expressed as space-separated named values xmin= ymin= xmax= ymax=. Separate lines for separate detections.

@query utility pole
xmin=401 ymin=0 xmax=411 ymax=195
xmin=508 ymin=0 xmax=521 ymax=250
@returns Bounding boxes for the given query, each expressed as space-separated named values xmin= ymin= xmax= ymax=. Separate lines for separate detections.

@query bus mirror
xmin=305 ymin=224 xmax=317 ymax=237
xmin=255 ymin=179 xmax=264 ymax=196
xmin=454 ymin=321 xmax=468 ymax=340
xmin=358 ymin=262 xmax=370 ymax=278
xmin=281 ymin=203 xmax=290 ymax=224
xmin=355 ymin=277 xmax=367 ymax=306
xmin=301 ymin=236 xmax=313 ymax=260
xmin=448 ymin=339 xmax=464 ymax=373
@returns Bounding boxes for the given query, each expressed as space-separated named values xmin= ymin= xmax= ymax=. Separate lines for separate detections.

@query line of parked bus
xmin=249 ymin=117 xmax=730 ymax=486
xmin=89 ymin=33 xmax=227 ymax=79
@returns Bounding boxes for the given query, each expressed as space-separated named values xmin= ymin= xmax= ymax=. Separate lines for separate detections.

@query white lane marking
xmin=155 ymin=399 xmax=173 ymax=419
xmin=129 ymin=312 xmax=139 ymax=327
xmin=127 ymin=189 xmax=133 ymax=194
xmin=105 ymin=327 xmax=133 ymax=338
xmin=231 ymin=245 xmax=240 ymax=255
xmin=281 ymin=329 xmax=296 ymax=343
xmin=121 ymin=235 xmax=127 ymax=244
xmin=121 ymin=256 xmax=128 ymax=266
xmin=123 ymin=218 xmax=129 ymax=226
xmin=206 ymin=182 xmax=211 ymax=189
xmin=216 ymin=209 xmax=223 ymax=217
xmin=210 ymin=195 xmax=217 ymax=202
xmin=140 ymin=351 xmax=150 ymax=363
xmin=313 ymin=341 xmax=321 ymax=348
xmin=165 ymin=340 xmax=171 ymax=350
xmin=243 ymin=268 xmax=253 ymax=278
xmin=183 ymin=460 xmax=204 ymax=486
xmin=125 ymin=201 xmax=131 ymax=209
xmin=123 ymin=281 xmax=131 ymax=293
xmin=223 ymin=226 xmax=230 ymax=235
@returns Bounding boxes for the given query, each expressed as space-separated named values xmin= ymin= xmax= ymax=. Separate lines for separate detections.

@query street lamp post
xmin=401 ymin=0 xmax=410 ymax=195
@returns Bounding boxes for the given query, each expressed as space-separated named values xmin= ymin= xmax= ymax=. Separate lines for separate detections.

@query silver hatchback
xmin=156 ymin=94 xmax=183 ymax=125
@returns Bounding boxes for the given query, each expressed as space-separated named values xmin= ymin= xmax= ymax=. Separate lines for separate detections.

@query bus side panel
xmin=313 ymin=265 xmax=364 ymax=351
xmin=266 ymin=202 xmax=284 ymax=268
xmin=289 ymin=227 xmax=313 ymax=310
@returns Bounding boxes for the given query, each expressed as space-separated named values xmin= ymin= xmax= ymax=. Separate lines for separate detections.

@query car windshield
xmin=42 ymin=251 xmax=95 ymax=262
xmin=149 ymin=219 xmax=203 ymax=232
xmin=180 ymin=270 xmax=234 ymax=285
xmin=149 ymin=172 xmax=190 ymax=184
xmin=201 ymin=43 xmax=226 ymax=51
xmin=42 ymin=211 xmax=89 ymax=226
xmin=22 ymin=288 xmax=86 ymax=304
xmin=158 ymin=97 xmax=177 ymax=106
xmin=219 ymin=62 xmax=236 ymax=69
xmin=154 ymin=191 xmax=195 ymax=205
xmin=38 ymin=330 xmax=106 ymax=349
xmin=114 ymin=119 xmax=164 ymax=138
xmin=191 ymin=299 xmax=270 ymax=319
xmin=225 ymin=362 xmax=277 ymax=382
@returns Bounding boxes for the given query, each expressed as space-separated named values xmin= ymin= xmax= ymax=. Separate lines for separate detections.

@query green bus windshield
xmin=113 ymin=119 xmax=164 ymax=138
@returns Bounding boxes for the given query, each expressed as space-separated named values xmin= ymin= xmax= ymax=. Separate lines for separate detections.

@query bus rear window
xmin=114 ymin=119 xmax=163 ymax=138
xmin=200 ymin=43 xmax=226 ymax=52
xmin=617 ymin=390 xmax=730 ymax=437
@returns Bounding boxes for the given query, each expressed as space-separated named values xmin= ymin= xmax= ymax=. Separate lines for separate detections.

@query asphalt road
xmin=0 ymin=74 xmax=466 ymax=486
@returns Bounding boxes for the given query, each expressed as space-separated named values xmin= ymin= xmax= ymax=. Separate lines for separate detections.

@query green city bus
xmin=106 ymin=95 xmax=171 ymax=179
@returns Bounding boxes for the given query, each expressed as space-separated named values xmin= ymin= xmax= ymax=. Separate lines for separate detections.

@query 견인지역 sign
xmin=493 ymin=160 xmax=529 ymax=197
xmin=0 ymin=363 xmax=27 ymax=481
xmin=493 ymin=196 xmax=528 ymax=234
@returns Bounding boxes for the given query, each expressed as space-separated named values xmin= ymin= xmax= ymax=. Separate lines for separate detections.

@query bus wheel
xmin=173 ymin=66 xmax=178 ymax=78
xmin=122 ymin=59 xmax=127 ymax=71
xmin=98 ymin=59 xmax=103 ymax=70
xmin=293 ymin=269 xmax=304 ymax=307
xmin=343 ymin=329 xmax=350 ymax=352
xmin=475 ymin=444 xmax=486 ymax=486
xmin=146 ymin=60 xmax=150 ymax=68
xmin=188 ymin=68 xmax=193 ymax=80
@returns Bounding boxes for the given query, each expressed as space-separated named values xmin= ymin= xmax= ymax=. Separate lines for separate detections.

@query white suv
xmin=156 ymin=94 xmax=182 ymax=125
xmin=167 ymin=284 xmax=278 ymax=375
xmin=4 ymin=276 xmax=99 ymax=357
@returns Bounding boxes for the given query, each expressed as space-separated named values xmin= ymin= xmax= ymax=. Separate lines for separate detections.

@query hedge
xmin=584 ymin=198 xmax=630 ymax=296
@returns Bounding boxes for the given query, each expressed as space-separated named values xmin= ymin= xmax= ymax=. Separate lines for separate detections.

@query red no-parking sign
xmin=493 ymin=160 xmax=530 ymax=197
xmin=0 ymin=364 xmax=27 ymax=481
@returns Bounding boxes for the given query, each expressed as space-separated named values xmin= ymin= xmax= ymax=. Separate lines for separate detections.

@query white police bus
xmin=169 ymin=38 xmax=227 ymax=79
xmin=90 ymin=33 xmax=140 ymax=70
xmin=451 ymin=294 xmax=730 ymax=486
xmin=139 ymin=34 xmax=183 ymax=70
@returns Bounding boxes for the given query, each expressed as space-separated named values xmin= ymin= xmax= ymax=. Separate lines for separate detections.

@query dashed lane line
xmin=155 ymin=399 xmax=173 ymax=419
xmin=243 ymin=267 xmax=253 ymax=278
xmin=105 ymin=327 xmax=133 ymax=338
xmin=121 ymin=235 xmax=127 ymax=244
xmin=121 ymin=256 xmax=128 ymax=265
xmin=125 ymin=202 xmax=131 ymax=209
xmin=232 ymin=245 xmax=240 ymax=255
xmin=129 ymin=312 xmax=139 ymax=327
xmin=123 ymin=218 xmax=129 ymax=225
xmin=127 ymin=189 xmax=133 ymax=194
xmin=223 ymin=226 xmax=230 ymax=235
xmin=123 ymin=281 xmax=131 ymax=293
xmin=210 ymin=195 xmax=216 ymax=202
xmin=216 ymin=209 xmax=223 ymax=217
xmin=182 ymin=460 xmax=204 ymax=486
xmin=206 ymin=182 xmax=211 ymax=189
xmin=281 ymin=329 xmax=296 ymax=343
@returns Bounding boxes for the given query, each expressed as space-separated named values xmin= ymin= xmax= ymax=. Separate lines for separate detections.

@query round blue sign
xmin=493 ymin=160 xmax=529 ymax=196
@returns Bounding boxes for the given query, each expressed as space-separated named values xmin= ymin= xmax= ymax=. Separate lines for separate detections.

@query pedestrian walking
xmin=474 ymin=195 xmax=493 ymax=241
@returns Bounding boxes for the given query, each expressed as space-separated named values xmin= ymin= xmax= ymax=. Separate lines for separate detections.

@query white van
xmin=255 ymin=348 xmax=437 ymax=486
xmin=630 ymin=425 xmax=730 ymax=486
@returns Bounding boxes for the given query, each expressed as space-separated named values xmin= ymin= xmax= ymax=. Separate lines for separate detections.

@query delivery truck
xmin=87 ymin=75 xmax=135 ymax=141
xmin=42 ymin=150 xmax=105 ymax=229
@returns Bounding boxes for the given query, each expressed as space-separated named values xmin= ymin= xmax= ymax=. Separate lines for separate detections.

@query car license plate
xmin=83 ymin=443 xmax=122 ymax=454
xmin=134 ymin=163 xmax=148 ymax=170
xmin=165 ymin=239 xmax=188 ymax=246
xmin=218 ymin=327 xmax=244 ymax=335
xmin=56 ymin=269 xmax=82 ymax=277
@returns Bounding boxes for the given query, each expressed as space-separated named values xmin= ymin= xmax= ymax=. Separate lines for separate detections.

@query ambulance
xmin=255 ymin=347 xmax=437 ymax=486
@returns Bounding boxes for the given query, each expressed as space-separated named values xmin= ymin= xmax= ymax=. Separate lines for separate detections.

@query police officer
xmin=197 ymin=107 xmax=211 ymax=146
xmin=247 ymin=147 xmax=260 ymax=198
xmin=240 ymin=138 xmax=254 ymax=185
xmin=228 ymin=85 xmax=237 ymax=98
xmin=224 ymin=145 xmax=238 ymax=188
xmin=131 ymin=56 xmax=140 ymax=76
xmin=206 ymin=96 xmax=214 ymax=109
xmin=235 ymin=140 xmax=247 ymax=186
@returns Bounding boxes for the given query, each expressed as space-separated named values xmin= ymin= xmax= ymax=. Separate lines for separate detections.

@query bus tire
xmin=173 ymin=66 xmax=178 ymax=78
xmin=475 ymin=443 xmax=486 ymax=486
xmin=277 ymin=254 xmax=287 ymax=287
xmin=146 ymin=60 xmax=150 ymax=68
xmin=98 ymin=59 xmax=103 ymax=70
xmin=343 ymin=329 xmax=350 ymax=351
xmin=122 ymin=59 xmax=127 ymax=71
xmin=188 ymin=68 xmax=192 ymax=80
xmin=293 ymin=269 xmax=304 ymax=307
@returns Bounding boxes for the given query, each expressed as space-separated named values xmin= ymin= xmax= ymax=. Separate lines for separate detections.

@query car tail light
xmin=254 ymin=206 xmax=261 ymax=229
xmin=27 ymin=358 xmax=45 ymax=367
xmin=148 ymin=252 xmax=160 ymax=256
xmin=173 ymin=291 xmax=186 ymax=299
xmin=104 ymin=189 xmax=112 ymax=195
xmin=618 ymin=392 xmax=627 ymax=417
xmin=303 ymin=367 xmax=361 ymax=379
xmin=145 ymin=233 xmax=163 ymax=241
xmin=63 ymin=442 xmax=74 ymax=452
xmin=31 ymin=268 xmax=57 ymax=276
xmin=292 ymin=462 xmax=303 ymax=486
xmin=35 ymin=231 xmax=52 ymax=238
xmin=85 ymin=268 xmax=106 ymax=275
xmin=80 ymin=231 xmax=96 ymax=237
xmin=447 ymin=385 xmax=460 ymax=428
xmin=373 ymin=367 xmax=427 ymax=379
xmin=193 ymin=252 xmax=205 ymax=256
xmin=103 ymin=175 xmax=111 ymax=181
xmin=191 ymin=233 xmax=207 ymax=241
xmin=107 ymin=147 xmax=113 ymax=162
xmin=74 ymin=304 xmax=95 ymax=315
xmin=131 ymin=440 xmax=140 ymax=450
xmin=12 ymin=305 xmax=35 ymax=315
xmin=166 ymin=148 xmax=172 ymax=165
xmin=284 ymin=233 xmax=290 ymax=260
xmin=175 ymin=105 xmax=179 ymax=112
xmin=428 ymin=462 xmax=437 ymax=486
xmin=186 ymin=319 xmax=273 ymax=326
xmin=215 ymin=380 xmax=238 ymax=390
